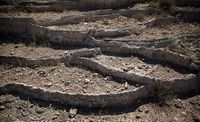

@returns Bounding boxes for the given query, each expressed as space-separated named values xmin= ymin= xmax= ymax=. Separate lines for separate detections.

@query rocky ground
xmin=91 ymin=54 xmax=192 ymax=80
xmin=0 ymin=2 xmax=200 ymax=122
xmin=0 ymin=63 xmax=136 ymax=94
xmin=0 ymin=93 xmax=199 ymax=122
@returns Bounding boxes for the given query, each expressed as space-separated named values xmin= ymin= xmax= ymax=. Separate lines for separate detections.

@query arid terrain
xmin=0 ymin=0 xmax=200 ymax=121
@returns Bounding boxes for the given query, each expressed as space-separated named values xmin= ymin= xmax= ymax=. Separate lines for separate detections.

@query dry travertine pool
xmin=0 ymin=43 xmax=66 ymax=59
xmin=46 ymin=16 xmax=200 ymax=45
xmin=46 ymin=16 xmax=147 ymax=31
xmin=103 ymin=22 xmax=200 ymax=41
xmin=0 ymin=63 xmax=137 ymax=94
xmin=0 ymin=43 xmax=98 ymax=59
xmin=0 ymin=11 xmax=82 ymax=21
xmin=0 ymin=4 xmax=150 ymax=22
xmin=0 ymin=44 xmax=139 ymax=94
xmin=90 ymin=54 xmax=193 ymax=80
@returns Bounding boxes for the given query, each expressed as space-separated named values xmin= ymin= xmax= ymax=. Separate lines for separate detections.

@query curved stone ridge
xmin=0 ymin=0 xmax=145 ymax=11
xmin=0 ymin=6 xmax=200 ymax=109
xmin=0 ymin=19 xmax=198 ymax=72
xmin=162 ymin=74 xmax=200 ymax=93
xmin=0 ymin=12 xmax=199 ymax=46
xmin=0 ymin=7 xmax=152 ymax=26
xmin=0 ymin=73 xmax=199 ymax=107
xmin=104 ymin=33 xmax=200 ymax=48
xmin=0 ymin=83 xmax=151 ymax=108
xmin=100 ymin=45 xmax=199 ymax=72
xmin=0 ymin=47 xmax=101 ymax=67
xmin=72 ymin=57 xmax=156 ymax=85
xmin=71 ymin=56 xmax=199 ymax=86
xmin=0 ymin=0 xmax=199 ymax=12
xmin=1 ymin=45 xmax=198 ymax=90
xmin=0 ymin=18 xmax=144 ymax=44
xmin=0 ymin=56 xmax=65 ymax=67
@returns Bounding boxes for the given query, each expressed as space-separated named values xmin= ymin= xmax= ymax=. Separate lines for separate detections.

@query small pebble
xmin=44 ymin=83 xmax=53 ymax=87
xmin=0 ymin=106 xmax=5 ymax=111
xmin=174 ymin=117 xmax=178 ymax=121
xmin=138 ymin=108 xmax=143 ymax=112
xmin=69 ymin=108 xmax=78 ymax=118
xmin=93 ymin=73 xmax=98 ymax=76
xmin=124 ymin=82 xmax=128 ymax=89
xmin=64 ymin=51 xmax=68 ymax=54
xmin=181 ymin=111 xmax=186 ymax=115
xmin=84 ymin=79 xmax=90 ymax=84
xmin=145 ymin=110 xmax=149 ymax=113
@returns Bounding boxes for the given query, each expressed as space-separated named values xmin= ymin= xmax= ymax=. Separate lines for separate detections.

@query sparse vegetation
xmin=150 ymin=81 xmax=175 ymax=103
